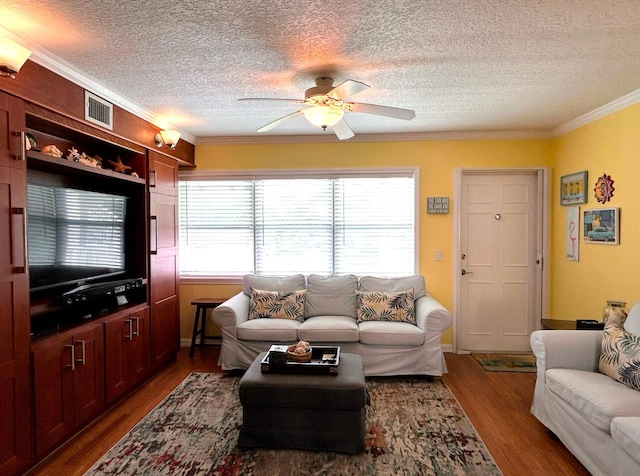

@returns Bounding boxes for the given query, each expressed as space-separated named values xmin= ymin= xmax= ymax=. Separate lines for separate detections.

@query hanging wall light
xmin=0 ymin=38 xmax=32 ymax=79
xmin=154 ymin=130 xmax=181 ymax=149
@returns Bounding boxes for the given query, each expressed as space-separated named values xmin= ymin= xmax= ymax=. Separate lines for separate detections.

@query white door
xmin=459 ymin=171 xmax=541 ymax=352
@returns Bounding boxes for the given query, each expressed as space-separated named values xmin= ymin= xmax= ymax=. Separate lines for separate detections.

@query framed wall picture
xmin=583 ymin=208 xmax=619 ymax=245
xmin=566 ymin=207 xmax=579 ymax=261
xmin=561 ymin=171 xmax=588 ymax=205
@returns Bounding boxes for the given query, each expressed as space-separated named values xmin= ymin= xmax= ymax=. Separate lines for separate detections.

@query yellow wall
xmin=550 ymin=103 xmax=640 ymax=319
xmin=179 ymin=138 xmax=552 ymax=344
xmin=179 ymin=103 xmax=640 ymax=344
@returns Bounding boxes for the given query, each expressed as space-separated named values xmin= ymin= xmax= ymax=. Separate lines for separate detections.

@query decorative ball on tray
xmin=287 ymin=340 xmax=312 ymax=362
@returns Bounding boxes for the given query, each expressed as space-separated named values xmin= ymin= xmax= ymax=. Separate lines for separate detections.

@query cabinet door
xmin=149 ymin=150 xmax=178 ymax=196
xmin=0 ymin=93 xmax=31 ymax=475
xmin=32 ymin=336 xmax=75 ymax=458
xmin=149 ymin=191 xmax=179 ymax=370
xmin=129 ymin=307 xmax=150 ymax=386
xmin=105 ymin=308 xmax=149 ymax=403
xmin=149 ymin=294 xmax=179 ymax=370
xmin=72 ymin=324 xmax=105 ymax=427
xmin=0 ymin=91 xmax=26 ymax=169
xmin=104 ymin=315 xmax=129 ymax=403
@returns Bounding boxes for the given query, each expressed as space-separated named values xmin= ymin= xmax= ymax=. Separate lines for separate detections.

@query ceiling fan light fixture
xmin=303 ymin=105 xmax=344 ymax=130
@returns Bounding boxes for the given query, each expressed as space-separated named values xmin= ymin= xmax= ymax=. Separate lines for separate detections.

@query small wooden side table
xmin=190 ymin=298 xmax=225 ymax=357
xmin=541 ymin=319 xmax=604 ymax=330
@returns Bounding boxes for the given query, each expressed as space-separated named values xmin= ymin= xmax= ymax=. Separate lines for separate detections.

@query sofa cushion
xmin=611 ymin=417 xmax=640 ymax=465
xmin=359 ymin=275 xmax=427 ymax=300
xmin=546 ymin=368 xmax=640 ymax=433
xmin=237 ymin=318 xmax=300 ymax=342
xmin=248 ymin=288 xmax=306 ymax=322
xmin=358 ymin=320 xmax=424 ymax=346
xmin=305 ymin=274 xmax=358 ymax=319
xmin=242 ymin=274 xmax=306 ymax=296
xmin=298 ymin=316 xmax=360 ymax=342
xmin=356 ymin=289 xmax=416 ymax=324
xmin=600 ymin=321 xmax=640 ymax=391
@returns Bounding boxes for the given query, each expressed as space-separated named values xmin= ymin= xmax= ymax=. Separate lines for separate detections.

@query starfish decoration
xmin=107 ymin=156 xmax=131 ymax=174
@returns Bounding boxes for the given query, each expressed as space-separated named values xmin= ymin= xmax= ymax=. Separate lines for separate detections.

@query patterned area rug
xmin=471 ymin=353 xmax=537 ymax=373
xmin=85 ymin=373 xmax=502 ymax=475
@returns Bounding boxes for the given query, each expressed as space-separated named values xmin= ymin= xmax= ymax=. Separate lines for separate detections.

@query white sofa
xmin=530 ymin=305 xmax=640 ymax=476
xmin=211 ymin=274 xmax=452 ymax=377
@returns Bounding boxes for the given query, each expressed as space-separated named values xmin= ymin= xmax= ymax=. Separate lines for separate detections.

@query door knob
xmin=461 ymin=269 xmax=474 ymax=275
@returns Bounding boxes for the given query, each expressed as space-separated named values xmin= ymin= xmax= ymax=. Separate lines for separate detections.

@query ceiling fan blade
xmin=332 ymin=118 xmax=355 ymax=140
xmin=345 ymin=102 xmax=416 ymax=121
xmin=239 ymin=98 xmax=303 ymax=103
xmin=327 ymin=80 xmax=369 ymax=100
xmin=257 ymin=110 xmax=305 ymax=132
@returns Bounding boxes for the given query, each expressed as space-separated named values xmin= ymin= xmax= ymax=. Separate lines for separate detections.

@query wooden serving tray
xmin=260 ymin=345 xmax=341 ymax=375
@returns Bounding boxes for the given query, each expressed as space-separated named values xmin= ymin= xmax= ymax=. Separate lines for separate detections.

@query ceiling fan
xmin=239 ymin=77 xmax=416 ymax=140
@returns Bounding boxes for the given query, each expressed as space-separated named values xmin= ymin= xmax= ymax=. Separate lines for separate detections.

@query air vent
xmin=85 ymin=91 xmax=113 ymax=130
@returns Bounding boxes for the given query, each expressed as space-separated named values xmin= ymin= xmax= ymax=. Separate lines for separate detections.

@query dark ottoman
xmin=238 ymin=352 xmax=367 ymax=454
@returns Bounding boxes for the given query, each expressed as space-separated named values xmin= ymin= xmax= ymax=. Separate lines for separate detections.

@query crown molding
xmin=196 ymin=129 xmax=552 ymax=146
xmin=552 ymin=88 xmax=640 ymax=137
xmin=2 ymin=29 xmax=195 ymax=144
xmin=6 ymin=27 xmax=637 ymax=146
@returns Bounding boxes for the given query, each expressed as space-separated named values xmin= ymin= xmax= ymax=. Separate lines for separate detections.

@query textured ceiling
xmin=2 ymin=0 xmax=640 ymax=142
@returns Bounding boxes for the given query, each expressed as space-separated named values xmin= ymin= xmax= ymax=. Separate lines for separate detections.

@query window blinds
xmin=179 ymin=171 xmax=416 ymax=277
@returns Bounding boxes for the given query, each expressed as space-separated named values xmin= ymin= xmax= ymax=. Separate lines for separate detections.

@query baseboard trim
xmin=180 ymin=337 xmax=222 ymax=348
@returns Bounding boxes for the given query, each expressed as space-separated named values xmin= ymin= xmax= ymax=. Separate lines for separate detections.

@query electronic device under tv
xmin=27 ymin=182 xmax=132 ymax=297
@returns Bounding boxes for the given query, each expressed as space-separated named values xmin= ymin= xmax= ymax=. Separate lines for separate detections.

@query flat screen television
xmin=27 ymin=183 xmax=129 ymax=294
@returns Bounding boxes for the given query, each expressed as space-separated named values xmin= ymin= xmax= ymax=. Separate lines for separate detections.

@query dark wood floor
xmin=26 ymin=349 xmax=589 ymax=476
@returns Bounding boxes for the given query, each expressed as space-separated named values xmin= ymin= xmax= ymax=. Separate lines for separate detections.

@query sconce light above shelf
xmin=154 ymin=130 xmax=181 ymax=149
xmin=0 ymin=38 xmax=31 ymax=79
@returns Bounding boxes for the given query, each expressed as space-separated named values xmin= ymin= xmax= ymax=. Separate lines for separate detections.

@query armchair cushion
xmin=600 ymin=321 xmax=640 ymax=391
xmin=546 ymin=368 xmax=640 ymax=432
xmin=624 ymin=302 xmax=640 ymax=336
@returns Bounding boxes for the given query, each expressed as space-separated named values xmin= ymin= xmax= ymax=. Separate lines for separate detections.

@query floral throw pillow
xmin=356 ymin=288 xmax=415 ymax=324
xmin=599 ymin=321 xmax=640 ymax=391
xmin=248 ymin=288 xmax=306 ymax=322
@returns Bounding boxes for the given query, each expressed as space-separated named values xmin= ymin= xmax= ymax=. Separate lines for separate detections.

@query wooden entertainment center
xmin=0 ymin=60 xmax=193 ymax=475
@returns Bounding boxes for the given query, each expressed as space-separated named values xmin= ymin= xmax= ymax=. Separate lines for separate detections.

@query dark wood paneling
xmin=0 ymin=93 xmax=32 ymax=476
xmin=1 ymin=60 xmax=194 ymax=166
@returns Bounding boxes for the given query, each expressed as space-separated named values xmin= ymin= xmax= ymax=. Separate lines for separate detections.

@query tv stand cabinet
xmin=0 ymin=68 xmax=190 ymax=474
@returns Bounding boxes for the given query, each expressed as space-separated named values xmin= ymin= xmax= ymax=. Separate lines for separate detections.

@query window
xmin=179 ymin=169 xmax=417 ymax=278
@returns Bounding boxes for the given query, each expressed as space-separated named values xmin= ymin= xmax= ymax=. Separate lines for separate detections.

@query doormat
xmin=471 ymin=353 xmax=537 ymax=373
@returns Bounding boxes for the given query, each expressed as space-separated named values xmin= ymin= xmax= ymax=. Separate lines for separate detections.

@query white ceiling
xmin=2 ymin=0 xmax=640 ymax=143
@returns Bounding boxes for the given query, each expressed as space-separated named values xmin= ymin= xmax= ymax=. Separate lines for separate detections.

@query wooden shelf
xmin=27 ymin=151 xmax=146 ymax=185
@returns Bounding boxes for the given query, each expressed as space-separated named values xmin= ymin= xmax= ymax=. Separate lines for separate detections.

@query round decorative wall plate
xmin=594 ymin=172 xmax=615 ymax=204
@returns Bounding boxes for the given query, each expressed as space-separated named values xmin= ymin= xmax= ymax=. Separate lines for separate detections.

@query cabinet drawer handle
xmin=132 ymin=316 xmax=139 ymax=337
xmin=66 ymin=344 xmax=76 ymax=371
xmin=150 ymin=216 xmax=158 ymax=254
xmin=12 ymin=207 xmax=27 ymax=273
xmin=76 ymin=340 xmax=86 ymax=365
xmin=14 ymin=131 xmax=26 ymax=161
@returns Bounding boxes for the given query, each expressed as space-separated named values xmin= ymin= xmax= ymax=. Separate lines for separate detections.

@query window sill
xmin=179 ymin=276 xmax=243 ymax=285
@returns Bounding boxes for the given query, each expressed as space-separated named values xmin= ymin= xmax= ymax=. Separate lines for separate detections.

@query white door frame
xmin=452 ymin=167 xmax=551 ymax=353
